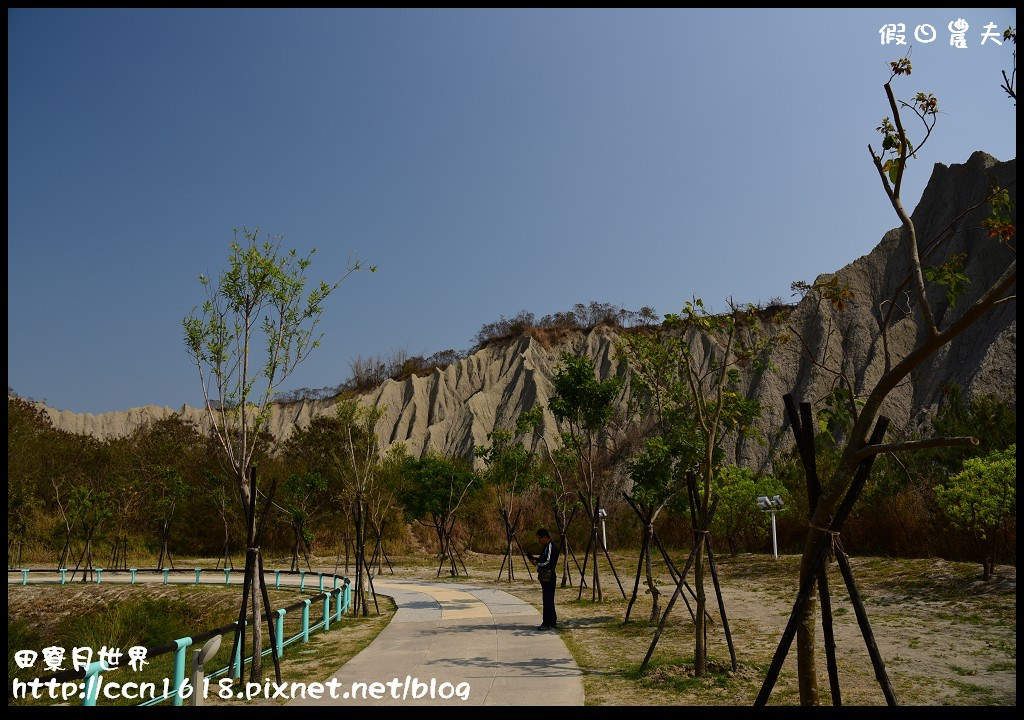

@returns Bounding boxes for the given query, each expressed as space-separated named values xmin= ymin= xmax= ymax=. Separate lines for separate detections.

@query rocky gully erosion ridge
xmin=35 ymin=152 xmax=1016 ymax=472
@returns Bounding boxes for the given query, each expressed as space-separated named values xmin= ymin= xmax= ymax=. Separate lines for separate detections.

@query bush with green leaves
xmin=935 ymin=444 xmax=1016 ymax=580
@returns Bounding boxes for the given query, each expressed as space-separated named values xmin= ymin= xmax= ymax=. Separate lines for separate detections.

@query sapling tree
xmin=399 ymin=454 xmax=479 ymax=578
xmin=183 ymin=227 xmax=371 ymax=682
xmin=935 ymin=445 xmax=1016 ymax=580
xmin=339 ymin=401 xmax=386 ymax=614
xmin=281 ymin=471 xmax=328 ymax=572
xmin=203 ymin=469 xmax=237 ymax=569
xmin=548 ymin=352 xmax=625 ymax=600
xmin=363 ymin=443 xmax=408 ymax=577
xmin=518 ymin=405 xmax=585 ymax=588
xmin=105 ymin=469 xmax=141 ymax=570
xmin=153 ymin=468 xmax=186 ymax=571
xmin=621 ymin=436 xmax=683 ymax=622
xmin=68 ymin=487 xmax=111 ymax=582
xmin=476 ymin=426 xmax=539 ymax=582
xmin=128 ymin=417 xmax=203 ymax=569
xmin=620 ymin=299 xmax=767 ymax=675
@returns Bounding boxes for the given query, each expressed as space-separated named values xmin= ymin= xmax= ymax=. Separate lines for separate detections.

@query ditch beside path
xmin=288 ymin=580 xmax=585 ymax=706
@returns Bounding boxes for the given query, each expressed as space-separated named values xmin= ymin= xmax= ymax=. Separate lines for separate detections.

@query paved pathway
xmin=289 ymin=580 xmax=584 ymax=706
xmin=8 ymin=570 xmax=584 ymax=706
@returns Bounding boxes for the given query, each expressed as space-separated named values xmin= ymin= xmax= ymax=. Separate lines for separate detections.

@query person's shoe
xmin=537 ymin=625 xmax=550 ymax=631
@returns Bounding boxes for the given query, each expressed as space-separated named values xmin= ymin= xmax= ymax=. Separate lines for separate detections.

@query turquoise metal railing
xmin=9 ymin=568 xmax=353 ymax=707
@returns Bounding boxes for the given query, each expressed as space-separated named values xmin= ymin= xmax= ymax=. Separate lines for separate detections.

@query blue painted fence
xmin=9 ymin=568 xmax=353 ymax=707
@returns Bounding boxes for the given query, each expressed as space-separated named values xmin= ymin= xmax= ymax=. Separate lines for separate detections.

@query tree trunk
xmin=796 ymin=531 xmax=821 ymax=705
xmin=249 ymin=557 xmax=263 ymax=682
xmin=646 ymin=523 xmax=660 ymax=623
xmin=355 ymin=497 xmax=368 ymax=615
xmin=693 ymin=540 xmax=707 ymax=676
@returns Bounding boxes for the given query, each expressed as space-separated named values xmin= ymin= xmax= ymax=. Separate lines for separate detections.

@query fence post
xmin=299 ymin=571 xmax=306 ymax=592
xmin=275 ymin=569 xmax=281 ymax=589
xmin=301 ymin=599 xmax=311 ymax=642
xmin=96 ymin=568 xmax=103 ymax=584
xmin=333 ymin=575 xmax=340 ymax=590
xmin=318 ymin=573 xmax=325 ymax=592
xmin=334 ymin=588 xmax=343 ymax=622
xmin=275 ymin=609 xmax=286 ymax=657
xmin=163 ymin=568 xmax=170 ymax=585
xmin=344 ymin=579 xmax=351 ymax=614
xmin=232 ymin=621 xmax=245 ymax=679
xmin=130 ymin=568 xmax=138 ymax=584
xmin=81 ymin=660 xmax=104 ymax=706
xmin=322 ymin=593 xmax=331 ymax=632
xmin=21 ymin=569 xmax=29 ymax=586
xmin=171 ymin=636 xmax=194 ymax=706
xmin=194 ymin=568 xmax=202 ymax=585
xmin=59 ymin=568 xmax=67 ymax=585
xmin=224 ymin=568 xmax=231 ymax=585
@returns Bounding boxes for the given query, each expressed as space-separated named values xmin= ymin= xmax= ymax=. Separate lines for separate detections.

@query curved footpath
xmin=8 ymin=571 xmax=584 ymax=706
xmin=289 ymin=580 xmax=584 ymax=706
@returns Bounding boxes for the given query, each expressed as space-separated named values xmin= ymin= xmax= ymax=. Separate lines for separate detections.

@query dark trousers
xmin=541 ymin=577 xmax=557 ymax=627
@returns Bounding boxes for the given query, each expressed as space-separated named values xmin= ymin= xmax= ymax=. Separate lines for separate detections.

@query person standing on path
xmin=530 ymin=528 xmax=559 ymax=631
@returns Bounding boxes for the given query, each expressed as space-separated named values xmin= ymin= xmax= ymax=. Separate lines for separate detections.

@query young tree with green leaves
xmin=183 ymin=227 xmax=371 ymax=682
xmin=622 ymin=436 xmax=683 ymax=623
xmin=935 ymin=445 xmax=1016 ymax=580
xmin=620 ymin=298 xmax=767 ymax=675
xmin=281 ymin=399 xmax=388 ymax=614
xmin=476 ymin=426 xmax=539 ymax=582
xmin=399 ymin=454 xmax=479 ymax=578
xmin=363 ymin=443 xmax=409 ymax=577
xmin=548 ymin=352 xmax=626 ymax=601
xmin=203 ymin=469 xmax=237 ymax=569
xmin=67 ymin=486 xmax=111 ymax=582
xmin=281 ymin=471 xmax=328 ymax=572
xmin=518 ymin=405 xmax=585 ymax=588
xmin=153 ymin=468 xmax=186 ymax=570
xmin=339 ymin=401 xmax=386 ymax=614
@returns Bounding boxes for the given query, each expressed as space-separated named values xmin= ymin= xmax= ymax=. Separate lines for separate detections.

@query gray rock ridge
xmin=30 ymin=152 xmax=1016 ymax=471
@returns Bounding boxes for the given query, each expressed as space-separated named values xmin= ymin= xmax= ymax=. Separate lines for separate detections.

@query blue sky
xmin=7 ymin=8 xmax=1017 ymax=414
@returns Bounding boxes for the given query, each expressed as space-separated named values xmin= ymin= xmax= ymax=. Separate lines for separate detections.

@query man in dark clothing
xmin=530 ymin=528 xmax=559 ymax=630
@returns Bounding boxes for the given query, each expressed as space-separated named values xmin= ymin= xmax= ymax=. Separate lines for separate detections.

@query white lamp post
xmin=756 ymin=495 xmax=785 ymax=559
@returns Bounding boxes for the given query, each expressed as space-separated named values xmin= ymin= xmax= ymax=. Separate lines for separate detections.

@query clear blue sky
xmin=8 ymin=8 xmax=1017 ymax=414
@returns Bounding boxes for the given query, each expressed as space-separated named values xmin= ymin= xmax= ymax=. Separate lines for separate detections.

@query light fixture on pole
xmin=756 ymin=495 xmax=785 ymax=559
xmin=598 ymin=507 xmax=608 ymax=550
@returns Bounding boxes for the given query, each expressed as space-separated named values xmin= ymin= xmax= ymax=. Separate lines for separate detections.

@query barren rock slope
xmin=35 ymin=152 xmax=1016 ymax=469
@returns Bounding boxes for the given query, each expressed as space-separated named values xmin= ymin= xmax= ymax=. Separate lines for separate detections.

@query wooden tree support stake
xmin=754 ymin=399 xmax=895 ymax=707
xmin=640 ymin=494 xmax=727 ymax=672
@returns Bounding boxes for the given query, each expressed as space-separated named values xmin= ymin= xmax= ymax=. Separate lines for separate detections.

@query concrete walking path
xmin=289 ymin=580 xmax=585 ymax=706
